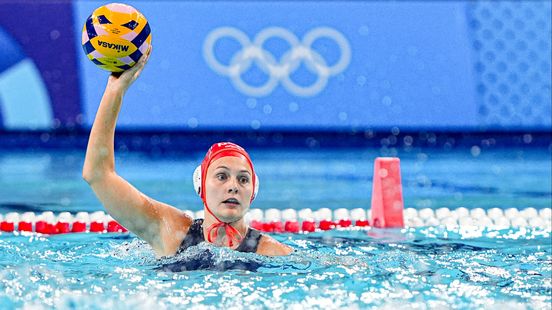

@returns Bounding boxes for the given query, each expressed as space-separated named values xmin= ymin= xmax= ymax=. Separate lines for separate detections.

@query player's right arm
xmin=82 ymin=47 xmax=191 ymax=257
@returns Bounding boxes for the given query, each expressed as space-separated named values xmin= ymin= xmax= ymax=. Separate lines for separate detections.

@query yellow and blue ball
xmin=81 ymin=3 xmax=151 ymax=72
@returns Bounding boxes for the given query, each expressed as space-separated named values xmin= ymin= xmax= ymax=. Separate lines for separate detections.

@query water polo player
xmin=82 ymin=47 xmax=292 ymax=257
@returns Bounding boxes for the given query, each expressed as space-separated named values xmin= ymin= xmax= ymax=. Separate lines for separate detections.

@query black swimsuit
xmin=178 ymin=219 xmax=263 ymax=253
xmin=157 ymin=219 xmax=264 ymax=272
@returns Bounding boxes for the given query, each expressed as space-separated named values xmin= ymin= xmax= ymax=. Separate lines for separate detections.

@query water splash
xmin=0 ymin=227 xmax=550 ymax=309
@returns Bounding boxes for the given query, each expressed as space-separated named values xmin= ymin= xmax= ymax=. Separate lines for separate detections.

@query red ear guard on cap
xmin=193 ymin=142 xmax=259 ymax=204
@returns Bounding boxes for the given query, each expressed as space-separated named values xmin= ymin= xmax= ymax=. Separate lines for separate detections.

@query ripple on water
xmin=0 ymin=227 xmax=550 ymax=309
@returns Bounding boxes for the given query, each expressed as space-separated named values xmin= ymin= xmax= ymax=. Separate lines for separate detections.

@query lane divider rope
xmin=1 ymin=159 xmax=549 ymax=235
xmin=0 ymin=207 xmax=550 ymax=235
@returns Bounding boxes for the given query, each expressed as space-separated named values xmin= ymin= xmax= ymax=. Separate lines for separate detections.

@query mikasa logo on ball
xmin=96 ymin=40 xmax=130 ymax=52
xmin=203 ymin=26 xmax=351 ymax=97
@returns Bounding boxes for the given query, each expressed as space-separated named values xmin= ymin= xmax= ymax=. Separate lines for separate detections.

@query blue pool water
xmin=0 ymin=146 xmax=551 ymax=308
xmin=0 ymin=227 xmax=550 ymax=309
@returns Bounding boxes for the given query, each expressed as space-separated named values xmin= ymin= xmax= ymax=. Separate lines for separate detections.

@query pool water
xmin=0 ymin=227 xmax=550 ymax=309
xmin=0 ymin=146 xmax=551 ymax=308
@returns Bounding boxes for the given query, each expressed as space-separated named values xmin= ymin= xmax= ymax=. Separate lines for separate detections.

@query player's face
xmin=204 ymin=156 xmax=253 ymax=222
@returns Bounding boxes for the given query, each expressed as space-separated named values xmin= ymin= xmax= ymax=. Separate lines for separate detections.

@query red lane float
xmin=2 ymin=206 xmax=552 ymax=235
xmin=71 ymin=212 xmax=89 ymax=233
xmin=18 ymin=221 xmax=33 ymax=232
xmin=284 ymin=221 xmax=300 ymax=233
xmin=1 ymin=221 xmax=14 ymax=232
xmin=301 ymin=221 xmax=316 ymax=232
xmin=0 ymin=211 xmax=129 ymax=235
xmin=1 ymin=213 xmax=18 ymax=232
xmin=71 ymin=222 xmax=87 ymax=233
xmin=319 ymin=220 xmax=336 ymax=231
xmin=18 ymin=212 xmax=34 ymax=232
xmin=0 ymin=207 xmax=390 ymax=235
xmin=56 ymin=212 xmax=72 ymax=234
xmin=107 ymin=220 xmax=128 ymax=233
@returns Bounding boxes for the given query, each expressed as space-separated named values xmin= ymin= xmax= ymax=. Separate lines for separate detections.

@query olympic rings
xmin=203 ymin=26 xmax=351 ymax=97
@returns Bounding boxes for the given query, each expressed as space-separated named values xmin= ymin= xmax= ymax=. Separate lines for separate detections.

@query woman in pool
xmin=82 ymin=47 xmax=292 ymax=257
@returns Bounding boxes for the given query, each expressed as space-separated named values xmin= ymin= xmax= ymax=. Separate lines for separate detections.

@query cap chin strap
xmin=205 ymin=220 xmax=242 ymax=247
xmin=193 ymin=165 xmax=259 ymax=247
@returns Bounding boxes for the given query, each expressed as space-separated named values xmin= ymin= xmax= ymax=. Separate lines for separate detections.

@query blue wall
xmin=0 ymin=1 xmax=550 ymax=132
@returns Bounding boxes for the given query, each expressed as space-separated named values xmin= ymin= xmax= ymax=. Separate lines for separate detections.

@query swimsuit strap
xmin=178 ymin=219 xmax=205 ymax=253
xmin=178 ymin=219 xmax=263 ymax=254
xmin=235 ymin=227 xmax=263 ymax=253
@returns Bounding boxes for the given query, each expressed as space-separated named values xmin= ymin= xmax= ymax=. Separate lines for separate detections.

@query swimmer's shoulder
xmin=153 ymin=201 xmax=194 ymax=256
xmin=256 ymin=234 xmax=293 ymax=256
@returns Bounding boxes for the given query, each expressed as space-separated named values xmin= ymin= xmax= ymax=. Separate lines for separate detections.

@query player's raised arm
xmin=82 ymin=48 xmax=191 ymax=257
